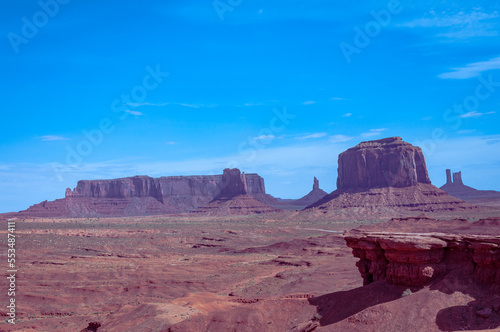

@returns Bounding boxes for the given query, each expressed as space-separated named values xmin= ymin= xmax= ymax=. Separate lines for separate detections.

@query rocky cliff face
xmin=344 ymin=217 xmax=500 ymax=287
xmin=17 ymin=171 xmax=271 ymax=217
xmin=192 ymin=169 xmax=282 ymax=216
xmin=304 ymin=137 xmax=475 ymax=218
xmin=337 ymin=137 xmax=431 ymax=190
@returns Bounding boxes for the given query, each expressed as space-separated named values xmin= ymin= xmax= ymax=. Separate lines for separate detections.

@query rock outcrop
xmin=192 ymin=169 xmax=282 ymax=216
xmin=344 ymin=216 xmax=500 ymax=287
xmin=440 ymin=169 xmax=500 ymax=204
xmin=304 ymin=137 xmax=475 ymax=219
xmin=336 ymin=137 xmax=431 ymax=190
xmin=290 ymin=177 xmax=328 ymax=207
xmin=15 ymin=172 xmax=274 ymax=218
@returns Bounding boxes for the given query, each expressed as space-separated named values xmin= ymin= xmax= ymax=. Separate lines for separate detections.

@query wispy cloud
xmin=296 ymin=132 xmax=327 ymax=140
xmin=422 ymin=116 xmax=433 ymax=121
xmin=302 ymin=100 xmax=316 ymax=105
xmin=125 ymin=110 xmax=144 ymax=116
xmin=165 ymin=141 xmax=177 ymax=145
xmin=329 ymin=134 xmax=353 ymax=143
xmin=38 ymin=135 xmax=70 ymax=141
xmin=330 ymin=97 xmax=347 ymax=101
xmin=342 ymin=113 xmax=352 ymax=117
xmin=125 ymin=102 xmax=217 ymax=108
xmin=125 ymin=102 xmax=168 ymax=107
xmin=361 ymin=128 xmax=388 ymax=138
xmin=401 ymin=9 xmax=499 ymax=40
xmin=250 ymin=134 xmax=276 ymax=143
xmin=457 ymin=129 xmax=477 ymax=134
xmin=439 ymin=56 xmax=500 ymax=79
xmin=459 ymin=111 xmax=495 ymax=118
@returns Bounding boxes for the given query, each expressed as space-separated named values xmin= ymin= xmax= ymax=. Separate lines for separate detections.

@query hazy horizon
xmin=2 ymin=0 xmax=500 ymax=213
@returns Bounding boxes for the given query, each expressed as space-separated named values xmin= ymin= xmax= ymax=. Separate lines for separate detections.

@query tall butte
xmin=192 ymin=168 xmax=282 ymax=215
xmin=305 ymin=137 xmax=475 ymax=218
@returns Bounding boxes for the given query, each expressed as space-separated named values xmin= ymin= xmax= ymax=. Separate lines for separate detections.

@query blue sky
xmin=1 ymin=0 xmax=500 ymax=212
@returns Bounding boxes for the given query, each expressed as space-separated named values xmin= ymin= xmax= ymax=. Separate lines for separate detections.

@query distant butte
xmin=440 ymin=169 xmax=500 ymax=205
xmin=191 ymin=168 xmax=282 ymax=216
xmin=304 ymin=137 xmax=476 ymax=219
xmin=7 ymin=171 xmax=278 ymax=218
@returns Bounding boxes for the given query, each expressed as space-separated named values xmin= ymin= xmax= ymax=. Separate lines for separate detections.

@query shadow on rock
xmin=308 ymin=281 xmax=407 ymax=326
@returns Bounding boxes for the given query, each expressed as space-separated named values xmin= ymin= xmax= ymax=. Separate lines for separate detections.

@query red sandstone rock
xmin=337 ymin=137 xmax=430 ymax=190
xmin=13 ymin=171 xmax=273 ymax=218
xmin=304 ymin=137 xmax=476 ymax=218
xmin=344 ymin=216 xmax=500 ymax=287
xmin=440 ymin=169 xmax=500 ymax=203
xmin=192 ymin=169 xmax=282 ymax=215
xmin=291 ymin=177 xmax=328 ymax=207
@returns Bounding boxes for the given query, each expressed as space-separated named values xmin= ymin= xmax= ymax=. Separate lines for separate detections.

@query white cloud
xmin=341 ymin=113 xmax=352 ymax=117
xmin=302 ymin=101 xmax=316 ymax=105
xmin=330 ymin=97 xmax=346 ymax=101
xmin=361 ymin=128 xmax=388 ymax=138
xmin=459 ymin=111 xmax=495 ymax=118
xmin=38 ymin=135 xmax=70 ymax=141
xmin=402 ymin=10 xmax=499 ymax=28
xmin=328 ymin=134 xmax=353 ymax=143
xmin=125 ymin=102 xmax=217 ymax=108
xmin=251 ymin=134 xmax=276 ymax=143
xmin=125 ymin=110 xmax=144 ymax=116
xmin=439 ymin=56 xmax=500 ymax=79
xmin=296 ymin=132 xmax=327 ymax=140
xmin=165 ymin=141 xmax=177 ymax=145
xmin=457 ymin=129 xmax=477 ymax=134
xmin=125 ymin=102 xmax=168 ymax=107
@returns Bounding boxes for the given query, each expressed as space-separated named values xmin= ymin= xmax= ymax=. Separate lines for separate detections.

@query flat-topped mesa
xmin=16 ymin=171 xmax=273 ymax=218
xmin=66 ymin=176 xmax=163 ymax=202
xmin=219 ymin=168 xmax=248 ymax=197
xmin=191 ymin=168 xmax=282 ymax=216
xmin=337 ymin=136 xmax=431 ymax=190
xmin=304 ymin=137 xmax=475 ymax=218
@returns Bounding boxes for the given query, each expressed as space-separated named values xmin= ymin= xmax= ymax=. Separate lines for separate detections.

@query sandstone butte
xmin=10 ymin=172 xmax=277 ymax=218
xmin=440 ymin=169 xmax=500 ymax=204
xmin=191 ymin=168 xmax=283 ymax=215
xmin=303 ymin=136 xmax=477 ymax=219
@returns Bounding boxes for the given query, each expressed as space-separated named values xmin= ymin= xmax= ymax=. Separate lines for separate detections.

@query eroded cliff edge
xmin=345 ymin=216 xmax=500 ymax=287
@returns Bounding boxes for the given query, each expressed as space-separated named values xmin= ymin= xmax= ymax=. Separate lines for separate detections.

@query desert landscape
xmin=3 ymin=1 xmax=500 ymax=331
xmin=1 ymin=137 xmax=500 ymax=331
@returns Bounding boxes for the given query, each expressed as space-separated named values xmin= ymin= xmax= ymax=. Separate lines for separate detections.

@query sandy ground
xmin=0 ymin=212 xmax=499 ymax=331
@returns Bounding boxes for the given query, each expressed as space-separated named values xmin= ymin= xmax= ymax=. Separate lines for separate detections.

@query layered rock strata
xmin=16 ymin=172 xmax=272 ymax=217
xmin=192 ymin=169 xmax=282 ymax=215
xmin=305 ymin=137 xmax=475 ymax=217
xmin=345 ymin=217 xmax=500 ymax=287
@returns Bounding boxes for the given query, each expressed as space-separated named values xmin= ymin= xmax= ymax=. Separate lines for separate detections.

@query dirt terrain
xmin=0 ymin=214 xmax=361 ymax=331
xmin=1 ymin=209 xmax=499 ymax=332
